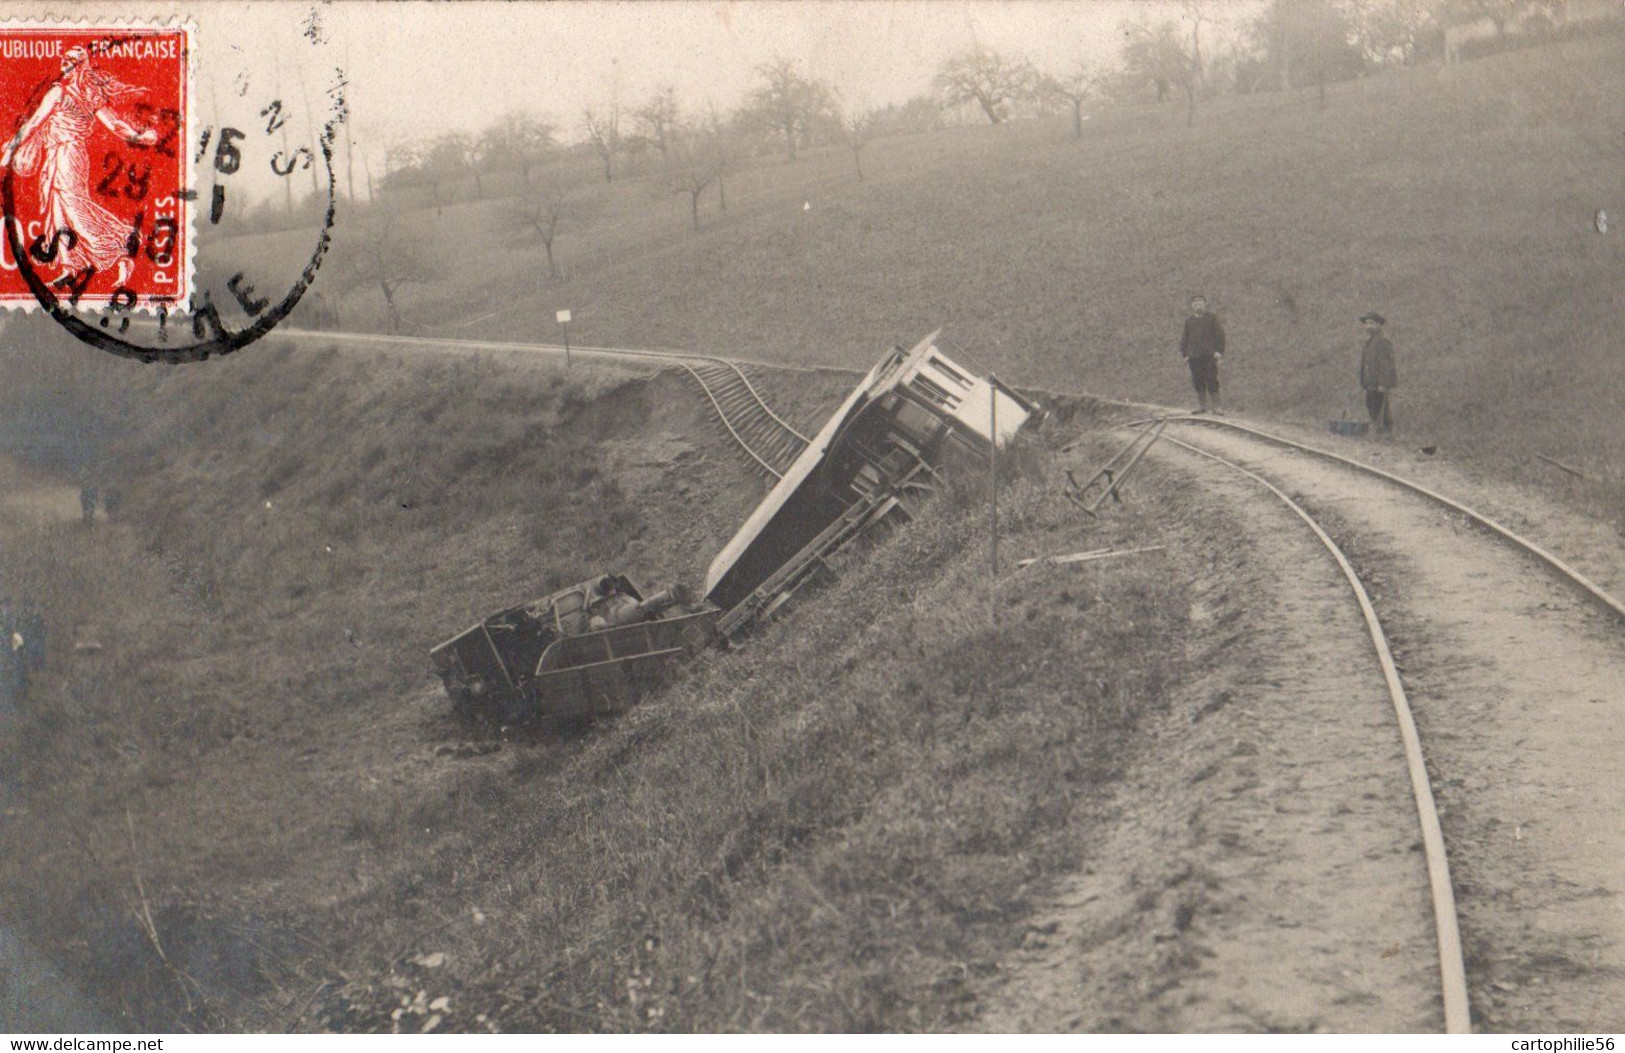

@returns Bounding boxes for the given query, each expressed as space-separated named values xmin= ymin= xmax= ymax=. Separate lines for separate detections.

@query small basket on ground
xmin=1328 ymin=419 xmax=1370 ymax=437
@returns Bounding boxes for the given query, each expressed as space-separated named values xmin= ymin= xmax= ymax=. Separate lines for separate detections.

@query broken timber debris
xmin=1012 ymin=545 xmax=1167 ymax=572
xmin=1536 ymin=453 xmax=1587 ymax=480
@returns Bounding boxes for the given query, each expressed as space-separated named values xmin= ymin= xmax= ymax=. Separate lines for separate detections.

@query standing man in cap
xmin=1358 ymin=312 xmax=1397 ymax=434
xmin=1180 ymin=295 xmax=1226 ymax=415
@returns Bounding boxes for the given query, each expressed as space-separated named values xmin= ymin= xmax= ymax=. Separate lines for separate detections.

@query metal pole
xmin=989 ymin=375 xmax=999 ymax=630
xmin=563 ymin=322 xmax=571 ymax=368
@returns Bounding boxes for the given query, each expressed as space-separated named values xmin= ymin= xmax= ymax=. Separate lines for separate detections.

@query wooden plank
xmin=1014 ymin=545 xmax=1166 ymax=570
xmin=1536 ymin=453 xmax=1587 ymax=480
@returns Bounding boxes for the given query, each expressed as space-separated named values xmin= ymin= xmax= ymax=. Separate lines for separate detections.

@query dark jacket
xmin=1359 ymin=333 xmax=1397 ymax=391
xmin=1181 ymin=313 xmax=1225 ymax=360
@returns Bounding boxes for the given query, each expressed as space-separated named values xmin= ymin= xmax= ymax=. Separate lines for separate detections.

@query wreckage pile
xmin=430 ymin=333 xmax=1034 ymax=724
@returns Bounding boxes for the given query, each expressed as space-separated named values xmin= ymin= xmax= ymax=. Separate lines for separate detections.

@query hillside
xmin=0 ymin=330 xmax=1213 ymax=1030
xmin=221 ymin=33 xmax=1623 ymax=514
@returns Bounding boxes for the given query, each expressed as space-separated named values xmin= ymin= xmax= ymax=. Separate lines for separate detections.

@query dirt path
xmin=991 ymin=421 xmax=1625 ymax=1031
xmin=984 ymin=451 xmax=1441 ymax=1032
xmin=1160 ymin=424 xmax=1625 ymax=1031
xmin=0 ymin=457 xmax=83 ymax=530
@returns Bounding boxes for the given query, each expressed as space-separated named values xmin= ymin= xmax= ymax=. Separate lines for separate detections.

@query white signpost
xmin=556 ymin=309 xmax=572 ymax=367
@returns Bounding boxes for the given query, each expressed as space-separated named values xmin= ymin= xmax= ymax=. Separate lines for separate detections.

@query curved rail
xmin=1170 ymin=417 xmax=1625 ymax=622
xmin=1159 ymin=431 xmax=1472 ymax=1035
xmin=675 ymin=360 xmax=809 ymax=481
xmin=716 ymin=360 xmax=810 ymax=445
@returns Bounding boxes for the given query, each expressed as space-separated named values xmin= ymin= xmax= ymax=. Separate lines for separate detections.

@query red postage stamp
xmin=0 ymin=22 xmax=193 ymax=311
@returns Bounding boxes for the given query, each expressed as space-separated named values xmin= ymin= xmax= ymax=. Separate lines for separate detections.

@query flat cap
xmin=1359 ymin=311 xmax=1386 ymax=325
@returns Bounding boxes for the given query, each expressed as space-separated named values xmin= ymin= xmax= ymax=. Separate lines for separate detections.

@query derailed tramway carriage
xmin=430 ymin=574 xmax=718 ymax=723
xmin=704 ymin=331 xmax=1035 ymax=635
xmin=428 ymin=331 xmax=1033 ymax=723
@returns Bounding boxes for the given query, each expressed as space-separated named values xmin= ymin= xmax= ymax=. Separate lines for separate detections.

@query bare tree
xmin=1039 ymin=61 xmax=1102 ymax=138
xmin=334 ymin=208 xmax=431 ymax=331
xmin=1182 ymin=0 xmax=1214 ymax=90
xmin=933 ymin=45 xmax=1036 ymax=124
xmin=1440 ymin=0 xmax=1521 ymax=35
xmin=666 ymin=122 xmax=721 ymax=230
xmin=381 ymin=140 xmax=447 ymax=215
xmin=479 ymin=111 xmax=556 ymax=185
xmin=506 ymin=171 xmax=572 ymax=280
xmin=1338 ymin=0 xmax=1437 ymax=67
xmin=383 ymin=141 xmax=418 ymax=188
xmin=1122 ymin=19 xmax=1201 ymax=125
xmin=634 ymin=87 xmax=679 ymax=162
xmin=706 ymin=104 xmax=743 ymax=212
xmin=419 ymin=132 xmax=483 ymax=208
xmin=749 ymin=58 xmax=836 ymax=162
xmin=582 ymin=104 xmax=621 ymax=183
xmin=1252 ymin=0 xmax=1364 ymax=108
xmin=843 ymin=107 xmax=875 ymax=180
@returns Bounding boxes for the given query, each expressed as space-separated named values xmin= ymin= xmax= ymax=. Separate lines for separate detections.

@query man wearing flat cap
xmin=1180 ymin=295 xmax=1226 ymax=415
xmin=1358 ymin=312 xmax=1397 ymax=434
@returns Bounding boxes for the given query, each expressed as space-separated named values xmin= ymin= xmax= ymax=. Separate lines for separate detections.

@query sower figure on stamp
xmin=1358 ymin=312 xmax=1397 ymax=435
xmin=1 ymin=45 xmax=158 ymax=288
xmin=1180 ymin=295 xmax=1226 ymax=415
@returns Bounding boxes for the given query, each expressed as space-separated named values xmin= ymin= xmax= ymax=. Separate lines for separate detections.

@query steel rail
xmin=1170 ymin=417 xmax=1625 ymax=622
xmin=1159 ymin=430 xmax=1472 ymax=1035
xmin=715 ymin=360 xmax=811 ymax=445
xmin=673 ymin=363 xmax=791 ymax=480
xmin=1085 ymin=418 xmax=1166 ymax=515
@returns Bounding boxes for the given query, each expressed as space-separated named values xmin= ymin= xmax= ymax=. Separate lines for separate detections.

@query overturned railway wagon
xmin=430 ymin=575 xmax=717 ymax=723
xmin=429 ymin=332 xmax=1032 ymax=722
xmin=704 ymin=331 xmax=1033 ymax=634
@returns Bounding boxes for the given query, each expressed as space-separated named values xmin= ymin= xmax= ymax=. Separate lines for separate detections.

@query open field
xmin=212 ymin=33 xmax=1625 ymax=521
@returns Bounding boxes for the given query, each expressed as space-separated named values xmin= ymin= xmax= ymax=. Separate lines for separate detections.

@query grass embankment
xmin=315 ymin=428 xmax=1194 ymax=1033
xmin=232 ymin=34 xmax=1623 ymax=522
xmin=0 ymin=335 xmax=1201 ymax=1031
xmin=0 ymin=338 xmax=776 ymax=1028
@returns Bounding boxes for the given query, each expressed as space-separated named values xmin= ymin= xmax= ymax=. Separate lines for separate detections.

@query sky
xmin=47 ymin=0 xmax=1263 ymax=204
xmin=321 ymin=0 xmax=1164 ymax=136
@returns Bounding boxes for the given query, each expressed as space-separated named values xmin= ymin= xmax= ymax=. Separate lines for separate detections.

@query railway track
xmin=1141 ymin=416 xmax=1625 ymax=1034
xmin=1153 ymin=428 xmax=1472 ymax=1033
xmin=676 ymin=360 xmax=809 ymax=480
xmin=269 ymin=327 xmax=814 ymax=480
xmin=132 ymin=324 xmax=1625 ymax=1027
xmin=1170 ymin=415 xmax=1625 ymax=620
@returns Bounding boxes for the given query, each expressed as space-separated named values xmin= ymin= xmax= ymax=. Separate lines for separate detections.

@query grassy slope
xmin=249 ymin=34 xmax=1621 ymax=507
xmin=0 ymin=338 xmax=794 ymax=1028
xmin=316 ymin=447 xmax=1203 ymax=1033
xmin=0 ymin=335 xmax=1204 ymax=1031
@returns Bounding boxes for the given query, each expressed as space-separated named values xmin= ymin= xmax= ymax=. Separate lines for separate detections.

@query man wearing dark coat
xmin=1358 ymin=312 xmax=1397 ymax=434
xmin=1180 ymin=295 xmax=1226 ymax=415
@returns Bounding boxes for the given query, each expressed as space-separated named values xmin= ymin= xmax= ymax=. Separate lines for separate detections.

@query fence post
xmin=989 ymin=374 xmax=999 ymax=629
